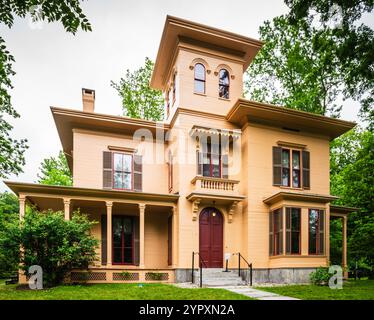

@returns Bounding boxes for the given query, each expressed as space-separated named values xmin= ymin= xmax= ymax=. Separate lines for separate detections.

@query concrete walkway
xmin=173 ymin=283 xmax=300 ymax=300
xmin=214 ymin=285 xmax=300 ymax=300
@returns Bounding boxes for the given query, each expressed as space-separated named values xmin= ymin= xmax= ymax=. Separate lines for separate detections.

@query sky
xmin=0 ymin=0 xmax=367 ymax=192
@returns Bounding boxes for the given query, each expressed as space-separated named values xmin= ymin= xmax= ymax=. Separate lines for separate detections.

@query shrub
xmin=148 ymin=272 xmax=164 ymax=281
xmin=1 ymin=209 xmax=98 ymax=287
xmin=309 ymin=267 xmax=331 ymax=285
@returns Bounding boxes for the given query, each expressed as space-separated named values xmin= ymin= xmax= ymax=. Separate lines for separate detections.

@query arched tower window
xmin=194 ymin=63 xmax=206 ymax=94
xmin=219 ymin=69 xmax=230 ymax=99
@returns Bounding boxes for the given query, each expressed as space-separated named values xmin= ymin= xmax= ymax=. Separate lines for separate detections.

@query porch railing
xmin=234 ymin=252 xmax=253 ymax=286
xmin=191 ymin=252 xmax=208 ymax=288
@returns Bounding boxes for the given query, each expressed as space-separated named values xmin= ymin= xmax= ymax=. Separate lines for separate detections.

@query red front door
xmin=199 ymin=207 xmax=223 ymax=268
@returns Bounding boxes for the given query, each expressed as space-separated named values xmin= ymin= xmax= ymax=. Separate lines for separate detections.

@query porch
xmin=5 ymin=181 xmax=179 ymax=284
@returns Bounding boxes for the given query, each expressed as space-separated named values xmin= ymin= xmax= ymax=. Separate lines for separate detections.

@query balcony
xmin=191 ymin=176 xmax=240 ymax=194
xmin=187 ymin=176 xmax=245 ymax=222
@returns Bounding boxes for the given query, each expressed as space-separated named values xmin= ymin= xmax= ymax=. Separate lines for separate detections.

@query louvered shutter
xmin=273 ymin=146 xmax=282 ymax=186
xmin=196 ymin=151 xmax=203 ymax=175
xmin=103 ymin=151 xmax=113 ymax=189
xmin=302 ymin=150 xmax=310 ymax=189
xmin=222 ymin=154 xmax=229 ymax=179
xmin=133 ymin=154 xmax=142 ymax=191
xmin=101 ymin=215 xmax=107 ymax=265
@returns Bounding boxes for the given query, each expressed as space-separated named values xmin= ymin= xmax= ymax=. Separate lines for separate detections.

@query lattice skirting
xmin=68 ymin=269 xmax=174 ymax=283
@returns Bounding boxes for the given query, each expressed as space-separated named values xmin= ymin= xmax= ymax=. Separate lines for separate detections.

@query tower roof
xmin=150 ymin=15 xmax=263 ymax=90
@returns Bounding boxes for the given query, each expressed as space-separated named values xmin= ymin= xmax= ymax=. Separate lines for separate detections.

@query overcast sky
xmin=0 ymin=0 xmax=366 ymax=192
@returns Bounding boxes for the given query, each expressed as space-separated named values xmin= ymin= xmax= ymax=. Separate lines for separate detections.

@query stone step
xmin=192 ymin=268 xmax=247 ymax=287
xmin=199 ymin=280 xmax=247 ymax=287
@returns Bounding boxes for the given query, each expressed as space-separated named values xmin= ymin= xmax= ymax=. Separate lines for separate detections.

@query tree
xmin=246 ymin=16 xmax=343 ymax=117
xmin=330 ymin=127 xmax=374 ymax=267
xmin=37 ymin=151 xmax=73 ymax=186
xmin=284 ymin=0 xmax=374 ymax=126
xmin=111 ymin=57 xmax=164 ymax=121
xmin=1 ymin=210 xmax=98 ymax=287
xmin=0 ymin=192 xmax=19 ymax=277
xmin=0 ymin=1 xmax=92 ymax=178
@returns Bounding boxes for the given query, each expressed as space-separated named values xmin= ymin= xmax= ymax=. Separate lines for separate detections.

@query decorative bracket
xmin=228 ymin=201 xmax=238 ymax=223
xmin=192 ymin=198 xmax=201 ymax=221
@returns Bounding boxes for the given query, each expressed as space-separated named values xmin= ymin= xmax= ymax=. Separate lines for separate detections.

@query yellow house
xmin=5 ymin=16 xmax=356 ymax=285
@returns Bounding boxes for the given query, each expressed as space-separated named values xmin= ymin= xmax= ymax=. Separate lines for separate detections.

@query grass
xmin=255 ymin=279 xmax=374 ymax=300
xmin=0 ymin=280 xmax=252 ymax=300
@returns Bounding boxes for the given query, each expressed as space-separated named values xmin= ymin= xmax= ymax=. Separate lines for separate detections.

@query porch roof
xmin=263 ymin=191 xmax=338 ymax=206
xmin=330 ymin=204 xmax=359 ymax=216
xmin=4 ymin=181 xmax=179 ymax=205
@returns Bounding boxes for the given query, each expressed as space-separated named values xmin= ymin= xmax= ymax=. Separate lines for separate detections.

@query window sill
xmin=270 ymin=255 xmax=327 ymax=259
xmin=218 ymin=97 xmax=230 ymax=102
xmin=193 ymin=92 xmax=207 ymax=97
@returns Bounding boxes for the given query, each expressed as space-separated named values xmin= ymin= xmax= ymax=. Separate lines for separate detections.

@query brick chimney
xmin=82 ymin=88 xmax=95 ymax=112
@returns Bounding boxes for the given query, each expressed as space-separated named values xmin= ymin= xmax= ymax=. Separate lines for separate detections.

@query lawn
xmin=256 ymin=279 xmax=374 ymax=300
xmin=0 ymin=281 xmax=251 ymax=300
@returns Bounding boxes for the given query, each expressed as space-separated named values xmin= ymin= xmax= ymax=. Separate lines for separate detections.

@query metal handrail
xmin=191 ymin=252 xmax=208 ymax=287
xmin=235 ymin=252 xmax=253 ymax=286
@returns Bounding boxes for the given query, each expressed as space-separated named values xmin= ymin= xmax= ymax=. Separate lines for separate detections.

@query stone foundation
xmin=175 ymin=268 xmax=315 ymax=284
xmin=241 ymin=268 xmax=315 ymax=284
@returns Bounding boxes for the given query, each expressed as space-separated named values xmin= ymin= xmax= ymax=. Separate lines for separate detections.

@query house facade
xmin=6 ymin=16 xmax=356 ymax=285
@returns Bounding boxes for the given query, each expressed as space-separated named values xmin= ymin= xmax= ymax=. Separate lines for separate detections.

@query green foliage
xmin=1 ymin=210 xmax=98 ymax=287
xmin=147 ymin=272 xmax=164 ymax=281
xmin=330 ymin=127 xmax=374 ymax=267
xmin=111 ymin=57 xmax=164 ymax=121
xmin=309 ymin=267 xmax=331 ymax=285
xmin=0 ymin=192 xmax=19 ymax=277
xmin=120 ymin=271 xmax=132 ymax=280
xmin=0 ymin=1 xmax=91 ymax=178
xmin=246 ymin=16 xmax=343 ymax=117
xmin=37 ymin=151 xmax=72 ymax=186
xmin=284 ymin=0 xmax=374 ymax=126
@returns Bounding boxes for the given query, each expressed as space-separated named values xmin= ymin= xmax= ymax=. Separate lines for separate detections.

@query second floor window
xmin=113 ymin=153 xmax=133 ymax=190
xmin=218 ymin=69 xmax=230 ymax=99
xmin=194 ymin=63 xmax=206 ymax=94
xmin=103 ymin=151 xmax=142 ymax=191
xmin=273 ymin=146 xmax=310 ymax=189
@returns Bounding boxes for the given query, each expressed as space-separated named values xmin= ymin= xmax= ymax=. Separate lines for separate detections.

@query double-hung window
xmin=309 ymin=209 xmax=325 ymax=255
xmin=113 ymin=153 xmax=133 ymax=190
xmin=285 ymin=208 xmax=301 ymax=254
xmin=273 ymin=146 xmax=310 ymax=189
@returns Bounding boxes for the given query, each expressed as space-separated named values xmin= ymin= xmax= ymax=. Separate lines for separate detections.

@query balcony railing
xmin=191 ymin=176 xmax=240 ymax=194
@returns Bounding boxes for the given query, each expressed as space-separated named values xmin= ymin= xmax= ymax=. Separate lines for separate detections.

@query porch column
xmin=106 ymin=201 xmax=113 ymax=267
xmin=19 ymin=195 xmax=26 ymax=221
xmin=172 ymin=206 xmax=178 ymax=268
xmin=139 ymin=203 xmax=146 ymax=268
xmin=63 ymin=198 xmax=71 ymax=220
xmin=342 ymin=216 xmax=348 ymax=277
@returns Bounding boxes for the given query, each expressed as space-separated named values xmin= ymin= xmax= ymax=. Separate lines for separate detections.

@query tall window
xmin=218 ymin=69 xmax=230 ymax=99
xmin=286 ymin=208 xmax=301 ymax=254
xmin=113 ymin=153 xmax=132 ymax=190
xmin=202 ymin=137 xmax=221 ymax=178
xmin=273 ymin=146 xmax=310 ymax=188
xmin=282 ymin=149 xmax=290 ymax=187
xmin=113 ymin=216 xmax=134 ymax=264
xmin=309 ymin=209 xmax=325 ymax=255
xmin=172 ymin=73 xmax=176 ymax=104
xmin=292 ymin=150 xmax=301 ymax=188
xmin=165 ymin=89 xmax=170 ymax=118
xmin=270 ymin=208 xmax=283 ymax=255
xmin=194 ymin=63 xmax=206 ymax=94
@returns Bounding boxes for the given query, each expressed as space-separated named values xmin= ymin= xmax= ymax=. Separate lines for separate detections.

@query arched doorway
xmin=199 ymin=207 xmax=223 ymax=268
